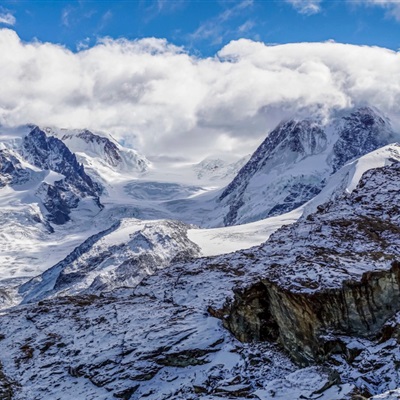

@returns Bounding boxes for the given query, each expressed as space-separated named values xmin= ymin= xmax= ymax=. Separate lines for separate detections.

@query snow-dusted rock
xmin=193 ymin=155 xmax=250 ymax=183
xmin=47 ymin=127 xmax=150 ymax=179
xmin=219 ymin=159 xmax=400 ymax=366
xmin=0 ymin=151 xmax=400 ymax=399
xmin=218 ymin=107 xmax=397 ymax=226
xmin=19 ymin=219 xmax=201 ymax=303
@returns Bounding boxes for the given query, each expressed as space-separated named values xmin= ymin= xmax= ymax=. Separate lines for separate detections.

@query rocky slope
xmin=193 ymin=155 xmax=250 ymax=183
xmin=218 ymin=107 xmax=396 ymax=226
xmin=47 ymin=127 xmax=150 ymax=181
xmin=0 ymin=126 xmax=102 ymax=225
xmin=0 ymin=144 xmax=400 ymax=399
xmin=19 ymin=218 xmax=201 ymax=303
xmin=219 ymin=159 xmax=400 ymax=365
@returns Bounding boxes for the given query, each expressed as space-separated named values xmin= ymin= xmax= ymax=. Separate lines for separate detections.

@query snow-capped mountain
xmin=218 ymin=107 xmax=397 ymax=226
xmin=19 ymin=219 xmax=201 ymax=303
xmin=0 ymin=108 xmax=398 ymax=289
xmin=46 ymin=127 xmax=150 ymax=182
xmin=192 ymin=155 xmax=250 ymax=183
xmin=1 ymin=150 xmax=400 ymax=399
xmin=0 ymin=126 xmax=102 ymax=225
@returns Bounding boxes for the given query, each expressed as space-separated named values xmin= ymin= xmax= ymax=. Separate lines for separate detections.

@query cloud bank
xmin=0 ymin=29 xmax=399 ymax=161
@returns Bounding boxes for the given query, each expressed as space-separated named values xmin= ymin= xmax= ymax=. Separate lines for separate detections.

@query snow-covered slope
xmin=192 ymin=155 xmax=250 ymax=183
xmin=302 ymin=142 xmax=400 ymax=217
xmin=9 ymin=142 xmax=400 ymax=310
xmin=19 ymin=219 xmax=201 ymax=303
xmin=0 ymin=126 xmax=102 ymax=225
xmin=46 ymin=127 xmax=150 ymax=182
xmin=1 ymin=157 xmax=400 ymax=399
xmin=217 ymin=107 xmax=397 ymax=226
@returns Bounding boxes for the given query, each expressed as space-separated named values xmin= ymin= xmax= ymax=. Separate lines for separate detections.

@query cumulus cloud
xmin=0 ymin=29 xmax=400 ymax=162
xmin=285 ymin=0 xmax=322 ymax=15
xmin=0 ymin=10 xmax=16 ymax=26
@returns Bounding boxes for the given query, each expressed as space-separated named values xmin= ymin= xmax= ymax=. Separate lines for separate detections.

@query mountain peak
xmin=331 ymin=106 xmax=395 ymax=172
xmin=217 ymin=106 xmax=397 ymax=226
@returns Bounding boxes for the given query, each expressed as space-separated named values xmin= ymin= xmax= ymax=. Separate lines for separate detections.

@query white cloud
xmin=0 ymin=10 xmax=16 ymax=26
xmin=0 ymin=29 xmax=400 ymax=162
xmin=354 ymin=0 xmax=400 ymax=20
xmin=285 ymin=0 xmax=322 ymax=15
xmin=61 ymin=6 xmax=74 ymax=27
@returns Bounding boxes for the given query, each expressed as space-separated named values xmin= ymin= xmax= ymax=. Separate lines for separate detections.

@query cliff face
xmin=215 ymin=160 xmax=400 ymax=366
xmin=223 ymin=261 xmax=400 ymax=366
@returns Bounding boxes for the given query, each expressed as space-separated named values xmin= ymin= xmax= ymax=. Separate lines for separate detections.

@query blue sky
xmin=1 ymin=0 xmax=400 ymax=55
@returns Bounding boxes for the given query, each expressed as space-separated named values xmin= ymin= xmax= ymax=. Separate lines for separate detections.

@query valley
xmin=0 ymin=107 xmax=399 ymax=399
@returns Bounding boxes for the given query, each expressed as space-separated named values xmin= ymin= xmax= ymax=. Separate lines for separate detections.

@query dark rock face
xmin=74 ymin=130 xmax=122 ymax=167
xmin=23 ymin=127 xmax=101 ymax=196
xmin=332 ymin=107 xmax=395 ymax=172
xmin=219 ymin=120 xmax=327 ymax=225
xmin=223 ymin=262 xmax=400 ymax=366
xmin=0 ymin=149 xmax=31 ymax=187
xmin=218 ymin=107 xmax=396 ymax=226
xmin=36 ymin=183 xmax=78 ymax=225
xmin=217 ymin=160 xmax=400 ymax=366
xmin=21 ymin=127 xmax=102 ymax=224
xmin=0 ymin=361 xmax=13 ymax=400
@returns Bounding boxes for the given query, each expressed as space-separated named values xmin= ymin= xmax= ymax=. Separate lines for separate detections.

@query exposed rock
xmin=217 ymin=160 xmax=400 ymax=365
xmin=21 ymin=126 xmax=102 ymax=224
xmin=0 ymin=361 xmax=14 ymax=400
xmin=19 ymin=219 xmax=201 ymax=303
xmin=22 ymin=127 xmax=101 ymax=196
xmin=218 ymin=107 xmax=397 ymax=226
xmin=0 ymin=149 xmax=31 ymax=187
xmin=222 ymin=261 xmax=400 ymax=365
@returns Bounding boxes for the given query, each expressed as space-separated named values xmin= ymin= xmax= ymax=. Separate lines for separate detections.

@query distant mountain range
xmin=0 ymin=106 xmax=400 ymax=399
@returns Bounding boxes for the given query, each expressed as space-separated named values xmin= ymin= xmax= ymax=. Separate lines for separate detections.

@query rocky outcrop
xmin=215 ymin=160 xmax=400 ymax=365
xmin=22 ymin=127 xmax=101 ymax=197
xmin=222 ymin=261 xmax=400 ymax=366
xmin=21 ymin=127 xmax=103 ymax=224
xmin=19 ymin=219 xmax=201 ymax=303
xmin=0 ymin=149 xmax=31 ymax=187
